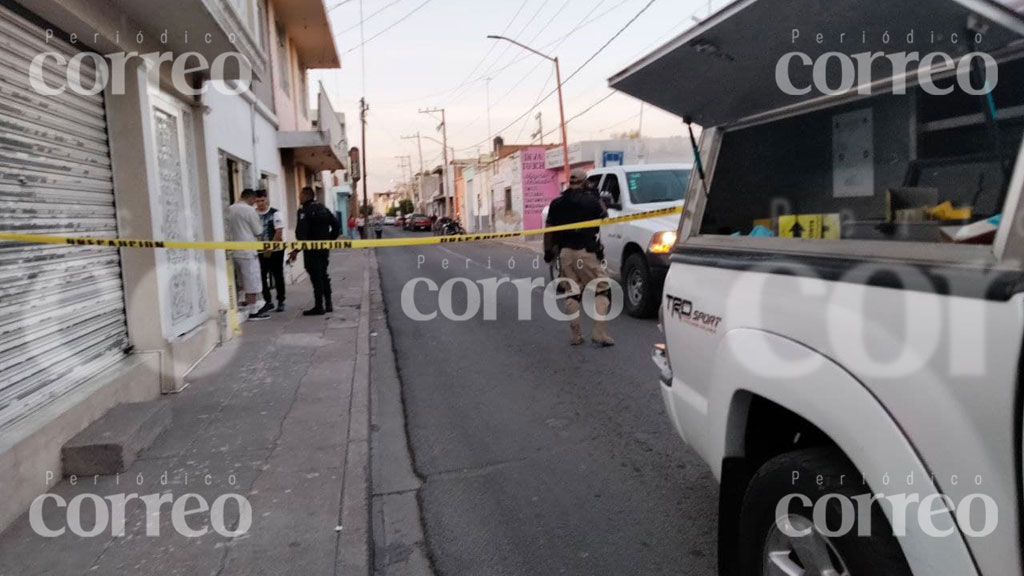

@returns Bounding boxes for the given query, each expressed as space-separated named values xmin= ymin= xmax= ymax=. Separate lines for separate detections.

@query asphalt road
xmin=375 ymin=227 xmax=718 ymax=576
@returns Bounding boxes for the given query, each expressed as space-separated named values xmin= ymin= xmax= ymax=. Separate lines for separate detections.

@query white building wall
xmin=255 ymin=113 xmax=286 ymax=227
xmin=202 ymin=85 xmax=282 ymax=311
xmin=491 ymin=154 xmax=523 ymax=234
xmin=465 ymin=165 xmax=493 ymax=233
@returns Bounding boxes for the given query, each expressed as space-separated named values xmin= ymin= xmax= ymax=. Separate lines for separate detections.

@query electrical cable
xmin=446 ymin=0 xmax=609 ymax=139
xmin=459 ymin=0 xmax=659 ymax=152
xmin=339 ymin=0 xmax=406 ymax=34
xmin=345 ymin=0 xmax=435 ymax=55
xmin=438 ymin=0 xmax=532 ymax=103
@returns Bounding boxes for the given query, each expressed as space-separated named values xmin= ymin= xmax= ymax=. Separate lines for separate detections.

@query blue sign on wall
xmin=602 ymin=151 xmax=624 ymax=167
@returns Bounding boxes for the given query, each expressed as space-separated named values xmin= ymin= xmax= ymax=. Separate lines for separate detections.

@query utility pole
xmin=401 ymin=133 xmax=424 ymax=213
xmin=401 ymin=133 xmax=424 ymax=175
xmin=394 ymin=155 xmax=413 ymax=193
xmin=487 ymin=35 xmax=570 ymax=188
xmin=532 ymin=112 xmax=544 ymax=145
xmin=419 ymin=107 xmax=450 ymax=217
xmin=360 ymin=98 xmax=369 ymax=235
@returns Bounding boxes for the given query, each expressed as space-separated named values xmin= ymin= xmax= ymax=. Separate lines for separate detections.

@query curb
xmin=492 ymin=237 xmax=543 ymax=255
xmin=337 ymin=251 xmax=373 ymax=576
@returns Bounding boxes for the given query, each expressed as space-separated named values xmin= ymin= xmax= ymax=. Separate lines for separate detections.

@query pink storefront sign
xmin=521 ymin=147 xmax=560 ymax=230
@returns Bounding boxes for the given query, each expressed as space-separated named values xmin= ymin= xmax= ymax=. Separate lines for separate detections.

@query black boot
xmin=304 ymin=294 xmax=325 ymax=316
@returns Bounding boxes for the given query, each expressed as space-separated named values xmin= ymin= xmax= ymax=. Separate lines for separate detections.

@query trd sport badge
xmin=665 ymin=294 xmax=722 ymax=334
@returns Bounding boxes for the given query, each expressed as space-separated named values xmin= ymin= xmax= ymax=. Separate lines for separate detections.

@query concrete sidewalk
xmin=0 ymin=251 xmax=374 ymax=576
xmin=491 ymin=236 xmax=543 ymax=255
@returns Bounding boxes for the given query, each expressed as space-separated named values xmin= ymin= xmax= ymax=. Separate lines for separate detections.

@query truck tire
xmin=623 ymin=253 xmax=658 ymax=318
xmin=737 ymin=448 xmax=912 ymax=576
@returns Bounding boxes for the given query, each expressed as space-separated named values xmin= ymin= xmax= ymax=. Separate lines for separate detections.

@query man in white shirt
xmin=225 ymin=189 xmax=269 ymax=320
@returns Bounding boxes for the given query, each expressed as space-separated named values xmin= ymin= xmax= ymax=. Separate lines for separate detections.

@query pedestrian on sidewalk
xmin=543 ymin=169 xmax=614 ymax=346
xmin=348 ymin=215 xmax=357 ymax=239
xmin=255 ymin=189 xmax=286 ymax=314
xmin=373 ymin=216 xmax=384 ymax=239
xmin=289 ymin=187 xmax=340 ymax=316
xmin=356 ymin=215 xmax=366 ymax=239
xmin=226 ymin=189 xmax=270 ymax=321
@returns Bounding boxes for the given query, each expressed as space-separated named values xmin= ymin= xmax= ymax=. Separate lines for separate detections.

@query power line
xmin=449 ymin=0 xmax=552 ymax=104
xmin=460 ymin=0 xmax=659 ymax=152
xmin=566 ymin=93 xmax=617 ymax=128
xmin=470 ymin=0 xmax=625 ymax=83
xmin=327 ymin=0 xmax=356 ymax=13
xmin=345 ymin=0 xmax=435 ymax=55
xmin=514 ymin=68 xmax=555 ymax=142
xmin=447 ymin=0 xmax=611 ymax=139
xmin=378 ymin=0 xmax=617 ymax=110
xmin=339 ymin=0 xmax=406 ymax=34
xmin=439 ymin=0 xmax=531 ymax=104
xmin=479 ymin=0 xmax=574 ymax=107
xmin=532 ymin=91 xmax=619 ymax=143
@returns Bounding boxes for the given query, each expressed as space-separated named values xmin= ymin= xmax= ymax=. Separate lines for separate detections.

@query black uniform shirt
xmin=545 ymin=189 xmax=606 ymax=252
xmin=296 ymin=201 xmax=340 ymax=241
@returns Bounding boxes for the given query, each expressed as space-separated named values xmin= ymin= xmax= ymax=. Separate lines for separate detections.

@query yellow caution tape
xmin=0 ymin=206 xmax=683 ymax=251
xmin=225 ymin=258 xmax=241 ymax=335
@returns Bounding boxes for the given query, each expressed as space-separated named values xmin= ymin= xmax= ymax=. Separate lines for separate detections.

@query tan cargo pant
xmin=559 ymin=248 xmax=613 ymax=344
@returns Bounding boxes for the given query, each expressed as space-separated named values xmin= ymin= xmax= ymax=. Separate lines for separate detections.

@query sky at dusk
xmin=310 ymin=0 xmax=722 ymax=194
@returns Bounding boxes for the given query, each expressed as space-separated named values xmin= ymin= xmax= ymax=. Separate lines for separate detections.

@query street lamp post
xmin=487 ymin=35 xmax=570 ymax=188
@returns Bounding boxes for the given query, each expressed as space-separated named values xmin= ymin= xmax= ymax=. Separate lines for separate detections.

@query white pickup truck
xmin=613 ymin=0 xmax=1024 ymax=574
xmin=591 ymin=164 xmax=692 ymax=318
xmin=547 ymin=164 xmax=692 ymax=317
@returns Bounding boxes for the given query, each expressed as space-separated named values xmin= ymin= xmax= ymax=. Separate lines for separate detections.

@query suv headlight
xmin=648 ymin=231 xmax=678 ymax=254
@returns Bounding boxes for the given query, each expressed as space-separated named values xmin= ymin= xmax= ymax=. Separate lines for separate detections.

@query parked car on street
xmin=384 ymin=216 xmax=395 ymax=225
xmin=611 ymin=1 xmax=1024 ymax=575
xmin=408 ymin=214 xmax=432 ymax=232
xmin=395 ymin=216 xmax=406 ymax=228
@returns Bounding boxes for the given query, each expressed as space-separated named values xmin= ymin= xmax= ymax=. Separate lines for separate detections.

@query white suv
xmin=612 ymin=0 xmax=1024 ymax=574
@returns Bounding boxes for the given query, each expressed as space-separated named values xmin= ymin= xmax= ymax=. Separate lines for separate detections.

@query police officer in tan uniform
xmin=543 ymin=169 xmax=615 ymax=346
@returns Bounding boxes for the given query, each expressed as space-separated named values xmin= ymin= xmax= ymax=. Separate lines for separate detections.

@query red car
xmin=409 ymin=214 xmax=432 ymax=232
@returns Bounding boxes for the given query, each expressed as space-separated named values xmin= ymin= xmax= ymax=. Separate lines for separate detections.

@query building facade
xmin=544 ymin=137 xmax=694 ymax=187
xmin=0 ymin=0 xmax=342 ymax=531
xmin=462 ymin=158 xmax=494 ymax=233
xmin=490 ymin=145 xmax=559 ymax=233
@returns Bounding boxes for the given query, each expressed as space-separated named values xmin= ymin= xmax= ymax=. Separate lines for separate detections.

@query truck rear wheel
xmin=737 ymin=448 xmax=911 ymax=576
xmin=623 ymin=253 xmax=658 ymax=318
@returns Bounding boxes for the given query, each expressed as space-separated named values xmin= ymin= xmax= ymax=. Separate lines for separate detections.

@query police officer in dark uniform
xmin=289 ymin=187 xmax=340 ymax=316
xmin=543 ymin=169 xmax=614 ymax=346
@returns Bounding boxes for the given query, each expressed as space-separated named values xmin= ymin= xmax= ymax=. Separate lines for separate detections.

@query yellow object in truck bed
xmin=928 ymin=201 xmax=973 ymax=221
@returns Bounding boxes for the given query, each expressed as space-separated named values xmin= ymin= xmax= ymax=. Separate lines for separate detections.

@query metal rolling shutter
xmin=0 ymin=4 xmax=129 ymax=429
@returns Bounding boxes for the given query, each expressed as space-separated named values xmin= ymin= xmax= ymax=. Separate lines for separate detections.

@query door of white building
xmin=148 ymin=90 xmax=208 ymax=338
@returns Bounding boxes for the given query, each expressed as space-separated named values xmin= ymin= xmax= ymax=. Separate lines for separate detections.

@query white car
xmin=545 ymin=164 xmax=692 ymax=318
xmin=384 ymin=216 xmax=396 ymax=225
xmin=612 ymin=0 xmax=1024 ymax=574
